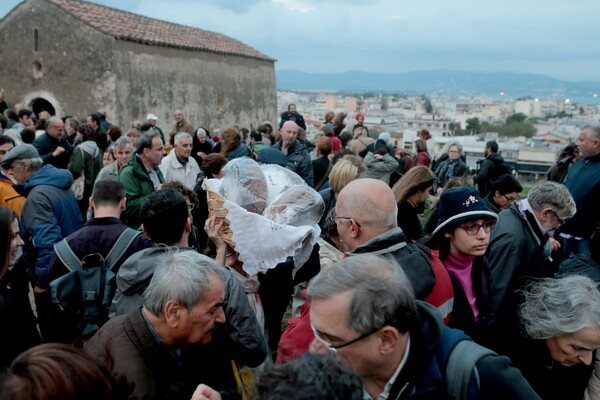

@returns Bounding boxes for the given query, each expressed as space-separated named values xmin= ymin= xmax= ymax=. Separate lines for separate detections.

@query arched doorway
xmin=30 ymin=97 xmax=56 ymax=117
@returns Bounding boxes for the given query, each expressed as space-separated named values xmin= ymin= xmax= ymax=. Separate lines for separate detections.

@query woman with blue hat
xmin=428 ymin=186 xmax=498 ymax=343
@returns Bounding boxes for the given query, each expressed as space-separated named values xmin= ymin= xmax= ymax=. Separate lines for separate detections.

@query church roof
xmin=46 ymin=0 xmax=275 ymax=62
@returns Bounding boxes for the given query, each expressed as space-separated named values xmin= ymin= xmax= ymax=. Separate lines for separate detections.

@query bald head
xmin=336 ymin=178 xmax=398 ymax=250
xmin=280 ymin=121 xmax=299 ymax=146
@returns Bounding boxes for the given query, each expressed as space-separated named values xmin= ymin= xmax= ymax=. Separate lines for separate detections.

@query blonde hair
xmin=330 ymin=159 xmax=359 ymax=195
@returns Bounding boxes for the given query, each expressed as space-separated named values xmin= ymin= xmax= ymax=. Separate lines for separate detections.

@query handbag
xmin=70 ymin=147 xmax=88 ymax=200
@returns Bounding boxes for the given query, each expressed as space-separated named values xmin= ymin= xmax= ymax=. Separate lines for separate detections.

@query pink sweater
xmin=444 ymin=251 xmax=479 ymax=320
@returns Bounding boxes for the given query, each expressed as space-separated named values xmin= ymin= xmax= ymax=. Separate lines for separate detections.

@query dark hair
xmin=107 ymin=126 xmax=123 ymax=142
xmin=4 ymin=109 xmax=18 ymax=122
xmin=92 ymin=179 xmax=125 ymax=207
xmin=339 ymin=131 xmax=352 ymax=147
xmin=489 ymin=173 xmax=523 ymax=195
xmin=0 ymin=343 xmax=133 ymax=400
xmin=136 ymin=132 xmax=160 ymax=154
xmin=201 ymin=153 xmax=228 ymax=179
xmin=240 ymin=128 xmax=249 ymax=140
xmin=161 ymin=181 xmax=198 ymax=211
xmin=139 ymin=123 xmax=152 ymax=133
xmin=88 ymin=113 xmax=102 ymax=127
xmin=34 ymin=118 xmax=46 ymax=131
xmin=590 ymin=229 xmax=600 ymax=265
xmin=20 ymin=128 xmax=36 ymax=144
xmin=287 ymin=103 xmax=296 ymax=111
xmin=17 ymin=109 xmax=32 ymax=119
xmin=486 ymin=140 xmax=498 ymax=153
xmin=250 ymin=131 xmax=262 ymax=142
xmin=140 ymin=189 xmax=188 ymax=245
xmin=0 ymin=134 xmax=15 ymax=147
xmin=415 ymin=139 xmax=427 ymax=152
xmin=257 ymin=355 xmax=363 ymax=400
xmin=374 ymin=146 xmax=388 ymax=156
xmin=0 ymin=114 xmax=7 ymax=129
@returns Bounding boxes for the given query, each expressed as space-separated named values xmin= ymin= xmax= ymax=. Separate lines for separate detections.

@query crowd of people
xmin=0 ymin=99 xmax=600 ymax=400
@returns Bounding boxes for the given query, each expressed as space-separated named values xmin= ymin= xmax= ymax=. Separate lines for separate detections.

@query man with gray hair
xmin=85 ymin=250 xmax=241 ymax=400
xmin=560 ymin=125 xmax=600 ymax=258
xmin=118 ymin=132 xmax=165 ymax=229
xmin=160 ymin=132 xmax=200 ymax=190
xmin=308 ymin=254 xmax=539 ymax=400
xmin=486 ymin=180 xmax=576 ymax=356
xmin=96 ymin=136 xmax=133 ymax=181
xmin=2 ymin=144 xmax=83 ymax=341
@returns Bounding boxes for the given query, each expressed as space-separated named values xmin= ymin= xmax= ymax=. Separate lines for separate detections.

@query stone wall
xmin=0 ymin=0 xmax=276 ymax=131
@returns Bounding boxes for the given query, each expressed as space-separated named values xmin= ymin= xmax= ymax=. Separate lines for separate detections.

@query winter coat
xmin=110 ymin=246 xmax=267 ymax=368
xmin=118 ymin=155 xmax=165 ymax=229
xmin=348 ymin=135 xmax=375 ymax=155
xmin=96 ymin=160 xmax=119 ymax=181
xmin=68 ymin=140 xmax=103 ymax=202
xmin=223 ymin=143 xmax=252 ymax=161
xmin=434 ymin=158 xmax=468 ymax=191
xmin=361 ymin=152 xmax=399 ymax=185
xmin=85 ymin=307 xmax=240 ymax=400
xmin=558 ymin=252 xmax=600 ymax=283
xmin=159 ymin=152 xmax=201 ymax=190
xmin=396 ymin=201 xmax=424 ymax=243
xmin=272 ymin=139 xmax=314 ymax=187
xmin=473 ymin=152 xmax=505 ymax=196
xmin=33 ymin=132 xmax=73 ymax=169
xmin=485 ymin=201 xmax=549 ymax=356
xmin=562 ymin=153 xmax=600 ymax=239
xmin=0 ymin=171 xmax=25 ymax=216
xmin=16 ymin=165 xmax=83 ymax=288
xmin=415 ymin=150 xmax=431 ymax=167
xmin=279 ymin=111 xmax=306 ymax=130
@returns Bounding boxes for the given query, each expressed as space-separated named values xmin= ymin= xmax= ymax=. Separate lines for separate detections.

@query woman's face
xmin=448 ymin=145 xmax=460 ymax=160
xmin=103 ymin=150 xmax=114 ymax=167
xmin=8 ymin=218 xmax=24 ymax=267
xmin=357 ymin=114 xmax=364 ymax=124
xmin=546 ymin=327 xmax=600 ymax=367
xmin=198 ymin=133 xmax=206 ymax=144
xmin=447 ymin=219 xmax=493 ymax=257
xmin=416 ymin=187 xmax=431 ymax=204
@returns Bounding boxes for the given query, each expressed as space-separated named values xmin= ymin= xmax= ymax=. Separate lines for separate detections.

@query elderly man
xmin=272 ymin=121 xmax=313 ymax=186
xmin=119 ymin=132 xmax=164 ymax=229
xmin=0 ymin=135 xmax=23 ymax=215
xmin=170 ymin=109 xmax=195 ymax=136
xmin=486 ymin=181 xmax=576 ymax=357
xmin=560 ymin=125 xmax=600 ymax=258
xmin=85 ymin=250 xmax=242 ymax=400
xmin=160 ymin=132 xmax=200 ymax=190
xmin=308 ymin=254 xmax=540 ymax=400
xmin=3 ymin=144 xmax=83 ymax=341
xmin=110 ymin=189 xmax=266 ymax=368
xmin=33 ymin=116 xmax=72 ymax=169
xmin=146 ymin=113 xmax=165 ymax=144
xmin=96 ymin=136 xmax=133 ymax=181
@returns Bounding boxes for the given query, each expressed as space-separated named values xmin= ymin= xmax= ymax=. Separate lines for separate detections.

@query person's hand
xmin=205 ymin=217 xmax=226 ymax=249
xmin=549 ymin=237 xmax=561 ymax=252
xmin=191 ymin=384 xmax=221 ymax=400
xmin=34 ymin=286 xmax=48 ymax=295
xmin=436 ymin=187 xmax=443 ymax=196
xmin=52 ymin=146 xmax=66 ymax=157
xmin=197 ymin=151 xmax=207 ymax=158
xmin=374 ymin=154 xmax=383 ymax=160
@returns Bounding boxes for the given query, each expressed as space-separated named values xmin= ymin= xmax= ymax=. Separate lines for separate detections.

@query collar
xmin=518 ymin=198 xmax=548 ymax=235
xmin=140 ymin=307 xmax=183 ymax=365
xmin=348 ymin=227 xmax=407 ymax=257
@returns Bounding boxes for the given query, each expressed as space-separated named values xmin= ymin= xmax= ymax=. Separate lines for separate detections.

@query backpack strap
xmin=105 ymin=228 xmax=142 ymax=271
xmin=446 ymin=340 xmax=497 ymax=400
xmin=53 ymin=238 xmax=83 ymax=272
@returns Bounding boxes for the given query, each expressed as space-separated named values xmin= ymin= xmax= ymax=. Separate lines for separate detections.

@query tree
xmin=424 ymin=99 xmax=433 ymax=114
xmin=448 ymin=122 xmax=461 ymax=136
xmin=380 ymin=97 xmax=388 ymax=111
xmin=466 ymin=117 xmax=482 ymax=135
xmin=506 ymin=113 xmax=527 ymax=124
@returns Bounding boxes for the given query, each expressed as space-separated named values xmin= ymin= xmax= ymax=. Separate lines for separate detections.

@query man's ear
xmin=120 ymin=197 xmax=126 ymax=212
xmin=89 ymin=197 xmax=95 ymax=211
xmin=164 ymin=300 xmax=180 ymax=328
xmin=141 ymin=223 xmax=151 ymax=238
xmin=184 ymin=217 xmax=192 ymax=233
xmin=379 ymin=326 xmax=401 ymax=355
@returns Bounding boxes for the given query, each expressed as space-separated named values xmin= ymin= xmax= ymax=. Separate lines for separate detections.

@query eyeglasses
xmin=334 ymin=216 xmax=362 ymax=228
xmin=459 ymin=221 xmax=496 ymax=236
xmin=550 ymin=210 xmax=567 ymax=225
xmin=152 ymin=147 xmax=164 ymax=152
xmin=310 ymin=323 xmax=379 ymax=353
xmin=186 ymin=203 xmax=194 ymax=211
xmin=503 ymin=194 xmax=519 ymax=204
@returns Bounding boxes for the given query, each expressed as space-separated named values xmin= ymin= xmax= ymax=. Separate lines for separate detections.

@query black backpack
xmin=50 ymin=228 xmax=141 ymax=340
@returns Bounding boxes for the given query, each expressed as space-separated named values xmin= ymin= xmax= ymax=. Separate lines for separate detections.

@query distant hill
xmin=276 ymin=69 xmax=600 ymax=101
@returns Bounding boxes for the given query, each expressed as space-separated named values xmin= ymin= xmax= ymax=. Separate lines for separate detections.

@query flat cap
xmin=0 ymin=144 xmax=40 ymax=167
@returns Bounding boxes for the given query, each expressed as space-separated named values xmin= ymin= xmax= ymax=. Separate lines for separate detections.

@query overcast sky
xmin=2 ymin=0 xmax=599 ymax=82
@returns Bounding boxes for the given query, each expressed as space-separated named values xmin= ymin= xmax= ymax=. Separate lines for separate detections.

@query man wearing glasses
xmin=486 ymin=181 xmax=576 ymax=359
xmin=560 ymin=125 xmax=600 ymax=259
xmin=308 ymin=254 xmax=539 ymax=400
xmin=119 ymin=132 xmax=165 ymax=229
xmin=482 ymin=173 xmax=523 ymax=213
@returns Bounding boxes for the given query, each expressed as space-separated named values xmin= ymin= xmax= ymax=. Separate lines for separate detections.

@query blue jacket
xmin=16 ymin=165 xmax=83 ymax=288
xmin=562 ymin=152 xmax=600 ymax=238
xmin=33 ymin=132 xmax=73 ymax=169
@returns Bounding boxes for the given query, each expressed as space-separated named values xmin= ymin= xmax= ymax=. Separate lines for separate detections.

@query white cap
xmin=146 ymin=113 xmax=159 ymax=121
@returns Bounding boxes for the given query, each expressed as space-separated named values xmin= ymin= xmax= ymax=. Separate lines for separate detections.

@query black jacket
xmin=279 ymin=111 xmax=306 ymax=130
xmin=474 ymin=153 xmax=505 ymax=196
xmin=33 ymin=132 xmax=73 ymax=169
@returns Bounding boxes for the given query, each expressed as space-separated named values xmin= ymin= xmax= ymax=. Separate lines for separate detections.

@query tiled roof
xmin=46 ymin=0 xmax=275 ymax=62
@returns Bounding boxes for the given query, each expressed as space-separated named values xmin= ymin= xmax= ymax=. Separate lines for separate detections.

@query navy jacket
xmin=16 ymin=165 xmax=83 ymax=287
xmin=33 ymin=132 xmax=73 ymax=169
xmin=562 ymin=152 xmax=600 ymax=238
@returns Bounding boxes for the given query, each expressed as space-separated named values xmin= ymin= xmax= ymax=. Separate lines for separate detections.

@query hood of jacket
xmin=78 ymin=140 xmax=101 ymax=157
xmin=15 ymin=164 xmax=73 ymax=196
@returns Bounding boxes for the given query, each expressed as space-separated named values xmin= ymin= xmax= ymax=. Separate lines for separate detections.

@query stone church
xmin=0 ymin=0 xmax=277 ymax=130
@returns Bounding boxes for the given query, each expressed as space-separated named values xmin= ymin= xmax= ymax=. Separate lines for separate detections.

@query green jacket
xmin=118 ymin=155 xmax=164 ymax=229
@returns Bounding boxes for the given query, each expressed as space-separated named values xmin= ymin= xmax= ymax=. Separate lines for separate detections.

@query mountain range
xmin=276 ymin=69 xmax=600 ymax=102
